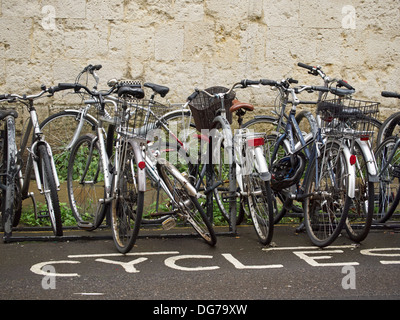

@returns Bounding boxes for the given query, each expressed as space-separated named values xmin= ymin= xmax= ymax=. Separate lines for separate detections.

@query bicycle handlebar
xmin=48 ymin=82 xmax=116 ymax=97
xmin=187 ymin=79 xmax=259 ymax=101
xmin=382 ymin=91 xmax=400 ymax=99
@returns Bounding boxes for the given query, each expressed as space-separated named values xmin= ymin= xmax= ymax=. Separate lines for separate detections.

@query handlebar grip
xmin=311 ymin=86 xmax=330 ymax=92
xmin=241 ymin=79 xmax=260 ymax=87
xmin=337 ymin=79 xmax=355 ymax=90
xmin=93 ymin=64 xmax=102 ymax=71
xmin=298 ymin=62 xmax=314 ymax=71
xmin=187 ymin=91 xmax=199 ymax=101
xmin=0 ymin=94 xmax=7 ymax=100
xmin=260 ymin=79 xmax=278 ymax=86
xmin=58 ymin=83 xmax=82 ymax=90
xmin=381 ymin=91 xmax=400 ymax=99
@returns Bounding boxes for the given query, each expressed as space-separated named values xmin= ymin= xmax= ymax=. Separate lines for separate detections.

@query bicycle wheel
xmin=374 ymin=136 xmax=400 ymax=223
xmin=157 ymin=159 xmax=216 ymax=246
xmin=37 ymin=144 xmax=63 ymax=236
xmin=303 ymin=139 xmax=350 ymax=247
xmin=40 ymin=110 xmax=97 ymax=181
xmin=111 ymin=139 xmax=144 ymax=253
xmin=345 ymin=141 xmax=374 ymax=242
xmin=377 ymin=111 xmax=400 ymax=145
xmin=209 ymin=119 xmax=239 ymax=229
xmin=67 ymin=133 xmax=107 ymax=230
xmin=243 ymin=174 xmax=274 ymax=245
xmin=242 ymin=115 xmax=284 ymax=136
xmin=1 ymin=117 xmax=19 ymax=240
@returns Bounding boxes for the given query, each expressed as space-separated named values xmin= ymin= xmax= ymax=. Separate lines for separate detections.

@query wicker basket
xmin=189 ymin=86 xmax=235 ymax=131
xmin=317 ymin=98 xmax=379 ymax=139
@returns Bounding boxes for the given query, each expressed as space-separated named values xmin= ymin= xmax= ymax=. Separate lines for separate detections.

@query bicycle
xmin=188 ymin=80 xmax=274 ymax=245
xmin=374 ymin=91 xmax=400 ymax=223
xmin=40 ymin=65 xmax=196 ymax=230
xmin=297 ymin=63 xmax=380 ymax=242
xmin=248 ymin=79 xmax=355 ymax=247
xmin=0 ymin=86 xmax=65 ymax=240
xmin=55 ymin=80 xmax=147 ymax=253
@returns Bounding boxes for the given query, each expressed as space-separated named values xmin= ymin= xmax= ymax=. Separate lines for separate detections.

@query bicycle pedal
xmin=162 ymin=217 xmax=176 ymax=230
xmin=77 ymin=221 xmax=94 ymax=230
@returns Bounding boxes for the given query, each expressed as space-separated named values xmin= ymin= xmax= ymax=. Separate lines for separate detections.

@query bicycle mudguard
xmin=157 ymin=158 xmax=197 ymax=197
xmin=356 ymin=139 xmax=378 ymax=182
xmin=130 ymin=138 xmax=146 ymax=192
xmin=341 ymin=143 xmax=356 ymax=199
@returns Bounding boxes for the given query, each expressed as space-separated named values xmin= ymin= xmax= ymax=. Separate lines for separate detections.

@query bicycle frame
xmin=19 ymin=101 xmax=60 ymax=201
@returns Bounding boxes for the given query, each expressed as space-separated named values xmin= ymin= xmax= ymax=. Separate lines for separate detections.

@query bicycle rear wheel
xmin=303 ymin=140 xmax=350 ymax=247
xmin=37 ymin=144 xmax=63 ymax=236
xmin=40 ymin=110 xmax=98 ymax=181
xmin=111 ymin=139 xmax=144 ymax=253
xmin=1 ymin=117 xmax=19 ymax=240
xmin=157 ymin=159 xmax=216 ymax=246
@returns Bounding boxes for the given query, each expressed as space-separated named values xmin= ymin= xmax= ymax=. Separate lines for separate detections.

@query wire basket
xmin=189 ymin=86 xmax=236 ymax=132
xmin=317 ymin=98 xmax=380 ymax=139
xmin=115 ymin=99 xmax=170 ymax=139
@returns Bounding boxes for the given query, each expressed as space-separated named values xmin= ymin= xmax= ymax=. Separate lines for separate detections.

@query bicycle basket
xmin=317 ymin=97 xmax=379 ymax=139
xmin=189 ymin=86 xmax=236 ymax=131
xmin=117 ymin=99 xmax=170 ymax=139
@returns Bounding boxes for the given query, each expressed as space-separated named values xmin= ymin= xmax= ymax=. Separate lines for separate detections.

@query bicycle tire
xmin=157 ymin=159 xmax=216 ymax=246
xmin=303 ymin=139 xmax=350 ymax=247
xmin=243 ymin=175 xmax=274 ymax=245
xmin=39 ymin=109 xmax=98 ymax=181
xmin=345 ymin=141 xmax=374 ymax=242
xmin=1 ymin=117 xmax=18 ymax=240
xmin=374 ymin=136 xmax=400 ymax=223
xmin=37 ymin=144 xmax=63 ymax=236
xmin=111 ymin=139 xmax=144 ymax=253
xmin=67 ymin=133 xmax=107 ymax=230
xmin=377 ymin=111 xmax=400 ymax=146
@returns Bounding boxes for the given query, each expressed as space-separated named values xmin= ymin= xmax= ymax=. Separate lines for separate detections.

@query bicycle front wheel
xmin=38 ymin=144 xmax=63 ymax=236
xmin=345 ymin=141 xmax=374 ymax=242
xmin=67 ymin=133 xmax=107 ymax=230
xmin=303 ymin=140 xmax=350 ymax=247
xmin=243 ymin=175 xmax=274 ymax=245
xmin=157 ymin=159 xmax=216 ymax=246
xmin=111 ymin=139 xmax=144 ymax=253
xmin=374 ymin=136 xmax=400 ymax=223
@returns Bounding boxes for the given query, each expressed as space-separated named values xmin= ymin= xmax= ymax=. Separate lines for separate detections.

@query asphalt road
xmin=1 ymin=223 xmax=399 ymax=304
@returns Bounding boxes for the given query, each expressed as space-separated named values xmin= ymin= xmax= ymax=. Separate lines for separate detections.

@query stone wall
xmin=0 ymin=0 xmax=399 ymax=119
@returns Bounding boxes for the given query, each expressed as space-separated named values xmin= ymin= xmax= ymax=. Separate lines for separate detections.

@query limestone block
xmin=86 ymin=0 xmax=125 ymax=20
xmin=154 ymin=24 xmax=185 ymax=61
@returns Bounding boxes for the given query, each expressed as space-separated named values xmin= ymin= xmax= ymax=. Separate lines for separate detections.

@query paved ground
xmin=1 ymin=223 xmax=399 ymax=305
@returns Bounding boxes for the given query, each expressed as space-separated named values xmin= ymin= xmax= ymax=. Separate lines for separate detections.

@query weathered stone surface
xmin=0 ymin=0 xmax=399 ymax=124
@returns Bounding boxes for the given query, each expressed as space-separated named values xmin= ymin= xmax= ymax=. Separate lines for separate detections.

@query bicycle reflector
xmin=350 ymin=154 xmax=357 ymax=165
xmin=138 ymin=161 xmax=146 ymax=170
xmin=247 ymin=137 xmax=264 ymax=147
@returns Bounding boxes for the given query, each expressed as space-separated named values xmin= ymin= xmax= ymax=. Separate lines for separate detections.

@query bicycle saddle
xmin=229 ymin=99 xmax=254 ymax=113
xmin=118 ymin=86 xmax=145 ymax=99
xmin=0 ymin=110 xmax=18 ymax=121
xmin=144 ymin=83 xmax=170 ymax=98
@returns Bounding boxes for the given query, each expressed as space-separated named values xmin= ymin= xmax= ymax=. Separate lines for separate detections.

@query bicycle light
xmin=138 ymin=161 xmax=146 ymax=170
xmin=350 ymin=154 xmax=357 ymax=165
